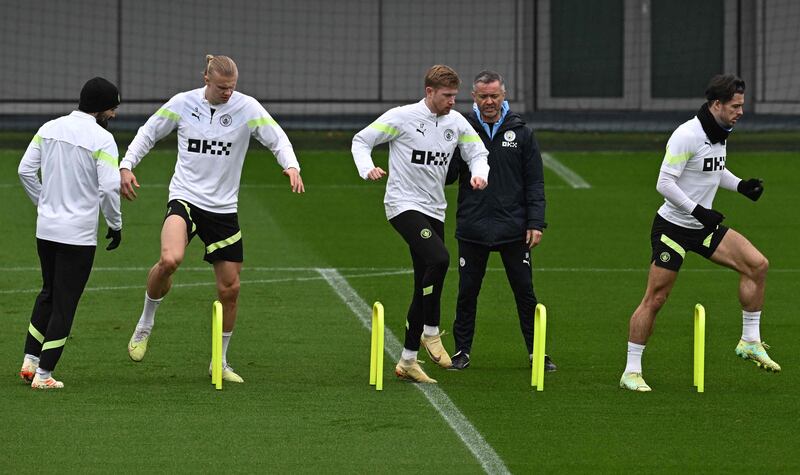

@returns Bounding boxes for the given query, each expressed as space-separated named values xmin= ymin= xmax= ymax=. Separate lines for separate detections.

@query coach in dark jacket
xmin=446 ymin=70 xmax=555 ymax=371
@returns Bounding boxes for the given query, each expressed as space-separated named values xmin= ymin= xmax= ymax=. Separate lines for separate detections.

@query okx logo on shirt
xmin=187 ymin=138 xmax=233 ymax=156
xmin=702 ymin=156 xmax=726 ymax=171
xmin=410 ymin=150 xmax=450 ymax=167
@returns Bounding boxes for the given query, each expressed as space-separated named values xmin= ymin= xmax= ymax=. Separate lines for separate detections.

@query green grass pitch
xmin=1 ymin=137 xmax=798 ymax=472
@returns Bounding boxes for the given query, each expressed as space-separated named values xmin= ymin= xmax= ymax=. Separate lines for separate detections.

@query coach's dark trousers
xmin=454 ymin=239 xmax=537 ymax=355
xmin=24 ymin=239 xmax=95 ymax=372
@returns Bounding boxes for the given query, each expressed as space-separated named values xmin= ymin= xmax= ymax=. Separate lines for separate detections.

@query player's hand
xmin=283 ymin=167 xmax=305 ymax=193
xmin=526 ymin=229 xmax=543 ymax=249
xmin=691 ymin=205 xmax=725 ymax=228
xmin=470 ymin=176 xmax=487 ymax=190
xmin=120 ymin=168 xmax=139 ymax=201
xmin=105 ymin=228 xmax=122 ymax=251
xmin=737 ymin=178 xmax=764 ymax=201
xmin=366 ymin=167 xmax=387 ymax=181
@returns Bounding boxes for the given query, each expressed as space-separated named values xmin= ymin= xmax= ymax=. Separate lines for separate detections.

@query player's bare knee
xmin=751 ymin=255 xmax=769 ymax=281
xmin=218 ymin=280 xmax=240 ymax=303
xmin=160 ymin=257 xmax=181 ymax=274
xmin=157 ymin=254 xmax=181 ymax=275
xmin=644 ymin=291 xmax=669 ymax=312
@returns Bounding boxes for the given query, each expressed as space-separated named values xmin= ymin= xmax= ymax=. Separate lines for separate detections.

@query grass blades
xmin=1 ymin=146 xmax=798 ymax=472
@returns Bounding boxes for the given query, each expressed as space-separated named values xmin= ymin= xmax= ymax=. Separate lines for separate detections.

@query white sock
xmin=222 ymin=332 xmax=232 ymax=367
xmin=423 ymin=325 xmax=439 ymax=337
xmin=136 ymin=292 xmax=163 ymax=330
xmin=624 ymin=342 xmax=645 ymax=374
xmin=401 ymin=348 xmax=418 ymax=361
xmin=742 ymin=310 xmax=761 ymax=342
xmin=24 ymin=354 xmax=40 ymax=364
xmin=35 ymin=367 xmax=51 ymax=379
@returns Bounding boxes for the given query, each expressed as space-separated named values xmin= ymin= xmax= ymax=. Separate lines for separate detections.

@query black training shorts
xmin=166 ymin=199 xmax=243 ymax=263
xmin=650 ymin=213 xmax=728 ymax=271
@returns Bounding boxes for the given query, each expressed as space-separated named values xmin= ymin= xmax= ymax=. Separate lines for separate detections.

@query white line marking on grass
xmin=2 ymin=266 xmax=412 ymax=272
xmin=542 ymin=152 xmax=591 ymax=189
xmin=316 ymin=268 xmax=511 ymax=475
xmin=5 ymin=265 xmax=800 ymax=274
xmin=0 ymin=269 xmax=412 ymax=295
xmin=5 ymin=265 xmax=798 ymax=294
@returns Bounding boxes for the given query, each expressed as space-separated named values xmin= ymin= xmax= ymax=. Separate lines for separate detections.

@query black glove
xmin=737 ymin=178 xmax=764 ymax=201
xmin=105 ymin=228 xmax=122 ymax=251
xmin=691 ymin=205 xmax=725 ymax=228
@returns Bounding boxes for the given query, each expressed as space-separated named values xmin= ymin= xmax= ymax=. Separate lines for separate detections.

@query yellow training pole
xmin=212 ymin=300 xmax=223 ymax=390
xmin=370 ymin=302 xmax=384 ymax=391
xmin=694 ymin=303 xmax=705 ymax=393
xmin=531 ymin=303 xmax=547 ymax=391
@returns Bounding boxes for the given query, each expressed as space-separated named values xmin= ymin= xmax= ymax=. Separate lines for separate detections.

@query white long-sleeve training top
xmin=121 ymin=87 xmax=300 ymax=213
xmin=18 ymin=111 xmax=122 ymax=246
xmin=656 ymin=116 xmax=740 ymax=229
xmin=352 ymin=99 xmax=490 ymax=221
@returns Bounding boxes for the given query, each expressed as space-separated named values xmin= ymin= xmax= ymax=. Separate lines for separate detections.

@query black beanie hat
xmin=79 ymin=77 xmax=121 ymax=113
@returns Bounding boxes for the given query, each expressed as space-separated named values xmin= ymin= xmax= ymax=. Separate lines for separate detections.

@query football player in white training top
xmin=353 ymin=64 xmax=489 ymax=383
xmin=620 ymin=74 xmax=780 ymax=392
xmin=18 ymin=77 xmax=122 ymax=389
xmin=122 ymin=55 xmax=304 ymax=383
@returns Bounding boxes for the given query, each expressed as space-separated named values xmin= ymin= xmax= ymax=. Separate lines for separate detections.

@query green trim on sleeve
xmin=32 ymin=134 xmax=42 ymax=145
xmin=206 ymin=230 xmax=242 ymax=254
xmin=155 ymin=108 xmax=180 ymax=122
xmin=664 ymin=147 xmax=693 ymax=165
xmin=247 ymin=117 xmax=278 ymax=128
xmin=458 ymin=134 xmax=481 ymax=143
xmin=660 ymin=234 xmax=686 ymax=258
xmin=42 ymin=337 xmax=68 ymax=351
xmin=369 ymin=122 xmax=399 ymax=136
xmin=92 ymin=149 xmax=119 ymax=168
xmin=28 ymin=323 xmax=45 ymax=344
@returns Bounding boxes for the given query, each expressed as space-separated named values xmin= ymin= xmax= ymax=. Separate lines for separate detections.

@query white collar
xmin=70 ymin=110 xmax=96 ymax=121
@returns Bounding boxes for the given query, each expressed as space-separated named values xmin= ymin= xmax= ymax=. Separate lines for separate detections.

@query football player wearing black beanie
xmin=79 ymin=77 xmax=121 ymax=129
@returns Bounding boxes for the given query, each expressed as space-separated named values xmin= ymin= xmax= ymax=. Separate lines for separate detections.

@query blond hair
xmin=205 ymin=54 xmax=238 ymax=78
xmin=424 ymin=64 xmax=460 ymax=89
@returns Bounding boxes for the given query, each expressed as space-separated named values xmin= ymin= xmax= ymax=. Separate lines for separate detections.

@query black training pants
xmin=24 ymin=239 xmax=95 ymax=372
xmin=389 ymin=211 xmax=449 ymax=352
xmin=453 ymin=239 xmax=537 ymax=355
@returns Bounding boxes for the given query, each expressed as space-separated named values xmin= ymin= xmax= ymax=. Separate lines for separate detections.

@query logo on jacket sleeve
xmin=502 ymin=130 xmax=518 ymax=148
